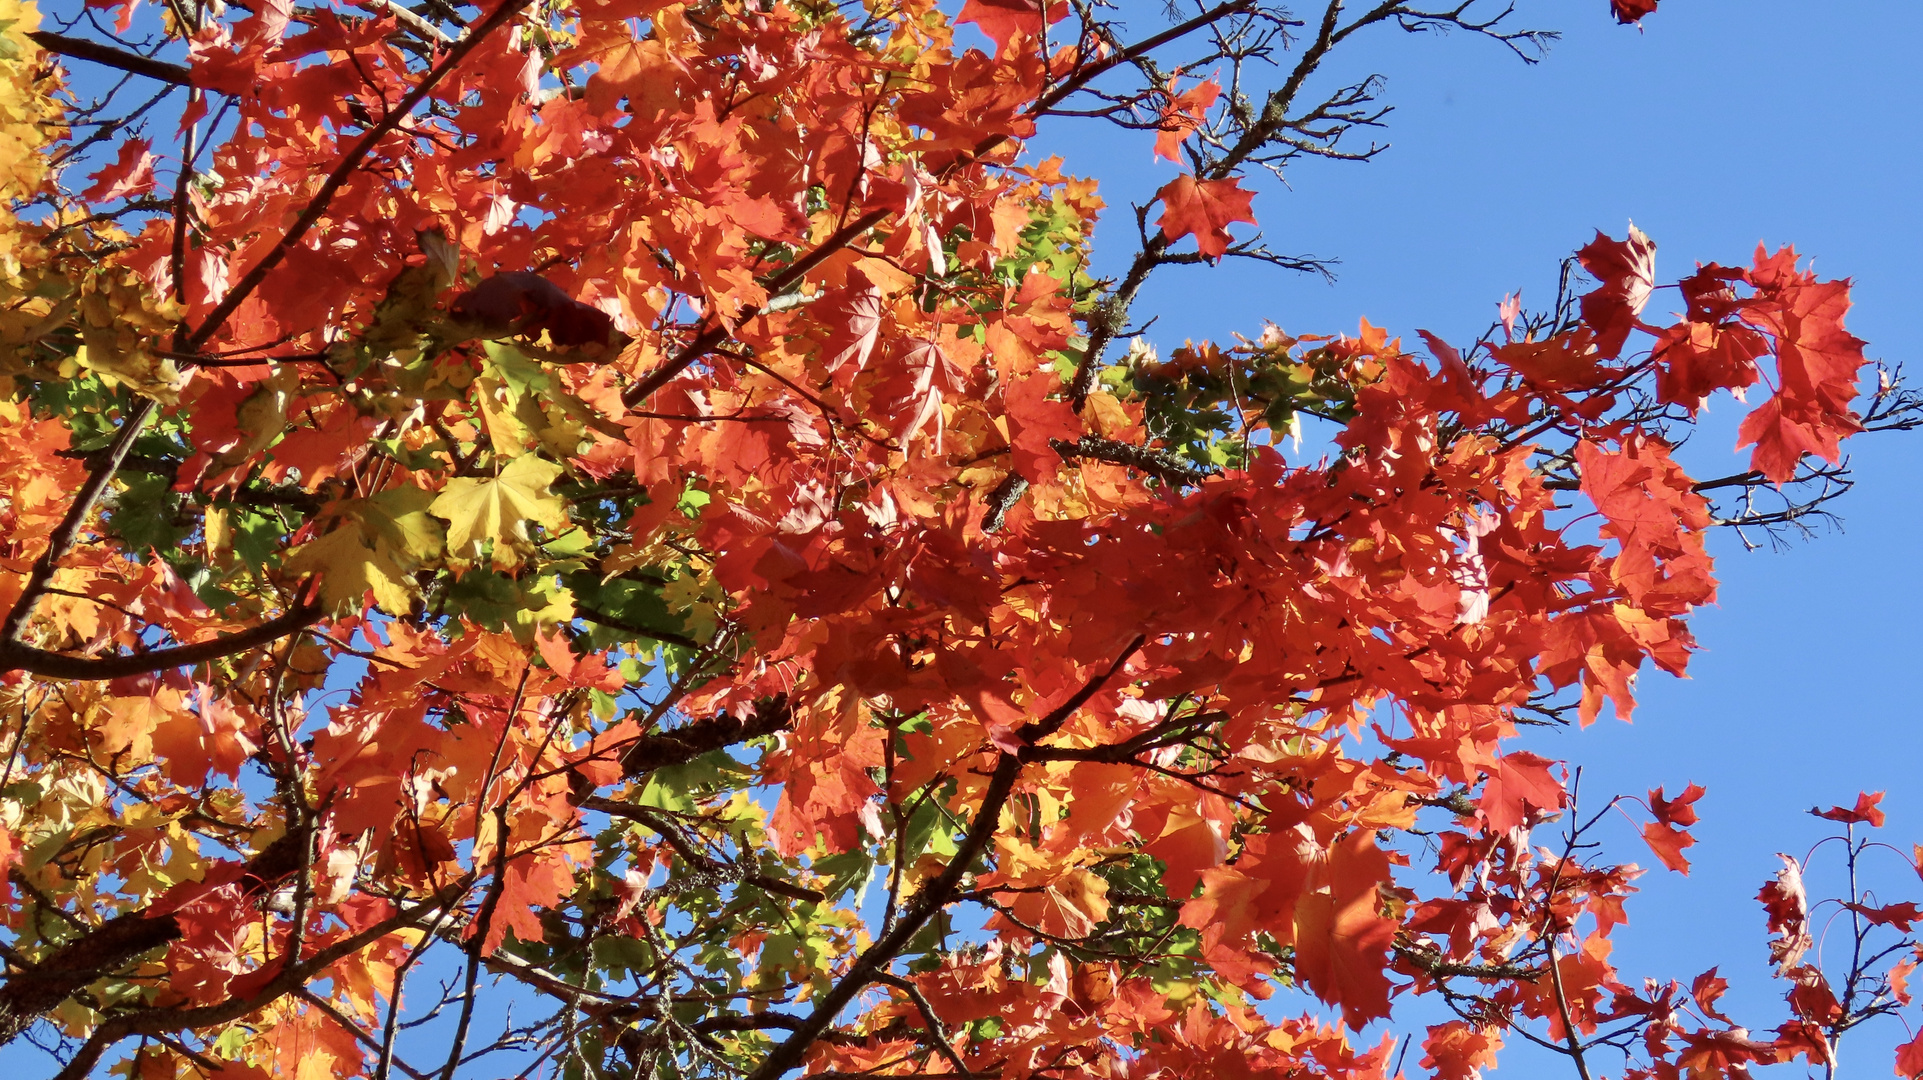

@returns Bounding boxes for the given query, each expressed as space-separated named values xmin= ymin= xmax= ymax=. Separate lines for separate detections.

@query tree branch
xmin=0 ymin=603 xmax=323 ymax=680
xmin=0 ymin=828 xmax=310 ymax=1045
xmin=26 ymin=30 xmax=192 ymax=85
xmin=741 ymin=636 xmax=1141 ymax=1080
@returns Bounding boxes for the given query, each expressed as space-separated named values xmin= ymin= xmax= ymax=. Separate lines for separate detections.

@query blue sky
xmin=1039 ymin=0 xmax=1923 ymax=1072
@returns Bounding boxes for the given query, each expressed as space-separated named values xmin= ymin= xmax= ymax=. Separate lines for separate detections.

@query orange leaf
xmin=1291 ymin=829 xmax=1396 ymax=1025
xmin=1641 ymin=821 xmax=1695 ymax=874
xmin=956 ymin=0 xmax=1068 ymax=52
xmin=1478 ymin=751 xmax=1562 ymax=833
xmin=1155 ymin=174 xmax=1256 ymax=261
xmin=1153 ymin=77 xmax=1221 ymax=162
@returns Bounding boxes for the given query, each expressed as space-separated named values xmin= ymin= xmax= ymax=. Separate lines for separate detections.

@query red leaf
xmin=82 ymin=138 xmax=157 ymax=204
xmin=818 ymin=273 xmax=885 ymax=383
xmin=1759 ymin=854 xmax=1812 ymax=975
xmin=1677 ymin=1028 xmax=1782 ymax=1077
xmin=1611 ymin=0 xmax=1659 ymax=23
xmin=1291 ymin=829 xmax=1397 ymax=1026
xmin=1735 ymin=247 xmax=1869 ymax=482
xmin=1421 ymin=1021 xmax=1503 ymax=1080
xmin=1650 ymin=316 xmax=1769 ymax=412
xmin=1691 ymin=968 xmax=1732 ymax=1023
xmin=1894 ymin=956 xmax=1918 ymax=1005
xmin=1814 ymin=791 xmax=1887 ymax=828
xmin=84 ymin=0 xmax=141 ymax=34
xmin=1642 ymin=821 xmax=1695 ymax=874
xmin=1736 ymin=393 xmax=1834 ymax=485
xmin=878 ymin=335 xmax=967 ymax=448
xmin=1842 ymin=901 xmax=1922 ymax=932
xmin=1003 ymin=372 xmax=1080 ymax=477
xmin=1785 ymin=965 xmax=1842 ymax=1024
xmin=1155 ymin=174 xmax=1256 ymax=261
xmin=955 ymin=0 xmax=1067 ymax=52
xmin=1649 ymin=783 xmax=1705 ymax=827
xmin=1900 ymin=1028 xmax=1923 ymax=1079
xmin=1577 ymin=224 xmax=1657 ymax=359
xmin=1153 ymin=77 xmax=1221 ymax=163
xmin=1478 ymin=751 xmax=1563 ymax=834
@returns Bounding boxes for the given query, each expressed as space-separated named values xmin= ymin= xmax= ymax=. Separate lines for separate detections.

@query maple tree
xmin=2 ymin=0 xmax=1922 ymax=1077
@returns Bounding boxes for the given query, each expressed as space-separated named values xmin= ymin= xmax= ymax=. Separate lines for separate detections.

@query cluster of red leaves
xmin=1577 ymin=228 xmax=1871 ymax=484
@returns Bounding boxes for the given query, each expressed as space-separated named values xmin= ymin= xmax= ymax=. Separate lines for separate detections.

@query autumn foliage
xmin=2 ymin=0 xmax=1922 ymax=1077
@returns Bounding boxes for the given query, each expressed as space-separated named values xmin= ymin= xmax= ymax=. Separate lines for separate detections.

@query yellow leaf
xmin=430 ymin=455 xmax=568 ymax=571
xmin=854 ymin=256 xmax=915 ymax=294
xmin=283 ymin=526 xmax=416 ymax=615
xmin=660 ymin=570 xmax=719 ymax=642
xmin=474 ymin=372 xmax=535 ymax=456
xmin=284 ymin=485 xmax=446 ymax=614
xmin=363 ymin=484 xmax=446 ymax=564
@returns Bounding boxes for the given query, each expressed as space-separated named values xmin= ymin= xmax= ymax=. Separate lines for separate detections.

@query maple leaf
xmin=1894 ymin=955 xmax=1918 ymax=1005
xmin=1642 ymin=821 xmax=1695 ymax=874
xmin=1677 ymin=1028 xmax=1783 ymax=1078
xmin=1291 ymin=829 xmax=1397 ymax=1026
xmin=1494 ymin=333 xmax=1610 ymax=390
xmin=1732 ymin=247 xmax=1868 ymax=482
xmin=956 ymin=0 xmax=1068 ymax=52
xmin=1758 ymin=854 xmax=1813 ymax=975
xmin=1649 ymin=783 xmax=1706 ymax=827
xmin=1735 ymin=393 xmax=1833 ymax=485
xmin=1154 ymin=76 xmax=1221 ymax=162
xmin=81 ymin=137 xmax=156 ymax=203
xmin=1422 ymin=1021 xmax=1503 ymax=1080
xmin=1841 ymin=901 xmax=1923 ymax=932
xmin=1611 ymin=0 xmax=1659 ymax=22
xmin=1578 ymin=224 xmax=1657 ymax=359
xmin=878 ymin=334 xmax=967 ymax=448
xmin=1901 ymin=1029 xmax=1923 ymax=1080
xmin=1693 ymin=968 xmax=1733 ymax=1023
xmin=430 ymin=455 xmax=570 ymax=571
xmin=1813 ymin=790 xmax=1887 ymax=827
xmin=1008 ymin=866 xmax=1111 ymax=939
xmin=817 ymin=272 xmax=885 ymax=382
xmin=284 ymin=525 xmax=409 ymax=614
xmin=285 ymin=486 xmax=445 ymax=613
xmin=1650 ymin=315 xmax=1769 ymax=413
xmin=1156 ymin=174 xmax=1256 ymax=261
xmin=1478 ymin=751 xmax=1563 ymax=833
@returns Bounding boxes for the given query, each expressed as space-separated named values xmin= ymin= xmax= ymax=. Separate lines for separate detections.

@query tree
xmin=1 ymin=0 xmax=1920 ymax=1076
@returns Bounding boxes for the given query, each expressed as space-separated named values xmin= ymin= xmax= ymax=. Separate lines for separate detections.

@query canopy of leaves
xmin=0 ymin=0 xmax=1919 ymax=1078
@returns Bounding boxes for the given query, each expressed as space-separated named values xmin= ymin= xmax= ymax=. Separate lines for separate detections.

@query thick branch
xmin=0 ymin=603 xmax=323 ymax=680
xmin=0 ymin=829 xmax=309 ymax=1045
xmin=1052 ymin=436 xmax=1209 ymax=487
xmin=26 ymin=31 xmax=192 ymax=85
xmin=618 ymin=695 xmax=792 ymax=778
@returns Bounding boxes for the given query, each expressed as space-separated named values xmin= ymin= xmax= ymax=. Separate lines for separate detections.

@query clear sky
xmin=1038 ymin=0 xmax=1923 ymax=1073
